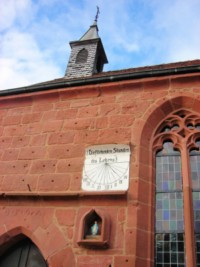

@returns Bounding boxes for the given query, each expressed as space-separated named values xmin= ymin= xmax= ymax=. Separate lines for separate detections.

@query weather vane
xmin=95 ymin=6 xmax=100 ymax=22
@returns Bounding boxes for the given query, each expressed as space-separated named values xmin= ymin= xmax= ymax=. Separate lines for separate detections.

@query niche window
xmin=76 ymin=48 xmax=88 ymax=64
xmin=77 ymin=208 xmax=110 ymax=248
xmin=153 ymin=109 xmax=200 ymax=267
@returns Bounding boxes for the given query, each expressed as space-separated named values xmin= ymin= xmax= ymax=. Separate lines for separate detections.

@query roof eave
xmin=1 ymin=64 xmax=200 ymax=97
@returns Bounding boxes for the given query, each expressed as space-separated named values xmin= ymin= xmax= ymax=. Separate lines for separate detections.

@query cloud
xmin=0 ymin=0 xmax=65 ymax=90
xmin=0 ymin=30 xmax=62 ymax=90
xmin=0 ymin=0 xmax=200 ymax=90
xmin=146 ymin=0 xmax=200 ymax=62
xmin=0 ymin=0 xmax=36 ymax=31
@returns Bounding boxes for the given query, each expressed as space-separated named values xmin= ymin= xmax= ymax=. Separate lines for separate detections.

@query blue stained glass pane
xmin=195 ymin=200 xmax=200 ymax=209
xmin=164 ymin=210 xmax=170 ymax=220
xmin=163 ymin=181 xmax=169 ymax=190
xmin=195 ymin=222 xmax=200 ymax=233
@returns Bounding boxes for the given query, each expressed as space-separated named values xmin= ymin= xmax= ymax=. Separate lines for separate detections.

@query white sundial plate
xmin=82 ymin=144 xmax=131 ymax=191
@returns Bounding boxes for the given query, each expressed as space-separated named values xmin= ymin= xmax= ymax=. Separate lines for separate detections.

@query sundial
xmin=82 ymin=144 xmax=131 ymax=191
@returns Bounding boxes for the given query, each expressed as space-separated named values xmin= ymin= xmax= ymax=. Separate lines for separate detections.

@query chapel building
xmin=0 ymin=18 xmax=200 ymax=267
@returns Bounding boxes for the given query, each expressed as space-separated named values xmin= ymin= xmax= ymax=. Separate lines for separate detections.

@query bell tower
xmin=65 ymin=10 xmax=108 ymax=79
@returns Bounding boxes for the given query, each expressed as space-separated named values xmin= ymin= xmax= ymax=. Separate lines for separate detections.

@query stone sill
xmin=77 ymin=238 xmax=109 ymax=248
xmin=0 ymin=190 xmax=127 ymax=198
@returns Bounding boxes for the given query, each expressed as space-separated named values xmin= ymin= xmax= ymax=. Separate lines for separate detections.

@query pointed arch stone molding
xmin=0 ymin=227 xmax=44 ymax=257
xmin=139 ymin=94 xmax=200 ymax=149
xmin=134 ymin=94 xmax=200 ymax=266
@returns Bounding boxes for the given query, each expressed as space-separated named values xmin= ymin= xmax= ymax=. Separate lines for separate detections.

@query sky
xmin=1 ymin=0 xmax=200 ymax=90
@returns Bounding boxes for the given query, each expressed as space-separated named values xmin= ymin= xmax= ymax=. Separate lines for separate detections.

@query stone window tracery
xmin=153 ymin=109 xmax=200 ymax=267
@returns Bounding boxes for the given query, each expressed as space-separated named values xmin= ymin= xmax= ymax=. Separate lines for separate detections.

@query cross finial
xmin=95 ymin=6 xmax=100 ymax=22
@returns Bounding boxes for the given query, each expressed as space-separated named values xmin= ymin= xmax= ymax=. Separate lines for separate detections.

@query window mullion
xmin=181 ymin=143 xmax=196 ymax=266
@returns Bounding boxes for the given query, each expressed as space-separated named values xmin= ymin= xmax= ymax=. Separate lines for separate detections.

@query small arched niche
xmin=0 ymin=235 xmax=47 ymax=267
xmin=77 ymin=208 xmax=110 ymax=248
xmin=75 ymin=48 xmax=88 ymax=64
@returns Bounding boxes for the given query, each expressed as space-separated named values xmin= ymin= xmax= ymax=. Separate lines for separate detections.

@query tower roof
xmin=80 ymin=20 xmax=99 ymax=41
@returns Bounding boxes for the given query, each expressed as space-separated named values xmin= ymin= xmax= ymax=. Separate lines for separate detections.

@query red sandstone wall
xmin=0 ymin=72 xmax=200 ymax=267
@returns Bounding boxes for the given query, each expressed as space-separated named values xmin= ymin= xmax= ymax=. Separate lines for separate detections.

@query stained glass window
xmin=190 ymin=141 xmax=200 ymax=266
xmin=155 ymin=141 xmax=185 ymax=266
xmin=154 ymin=110 xmax=200 ymax=266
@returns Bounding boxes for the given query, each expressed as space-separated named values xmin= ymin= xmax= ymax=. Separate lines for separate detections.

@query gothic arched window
xmin=153 ymin=109 xmax=200 ymax=267
xmin=75 ymin=48 xmax=88 ymax=64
